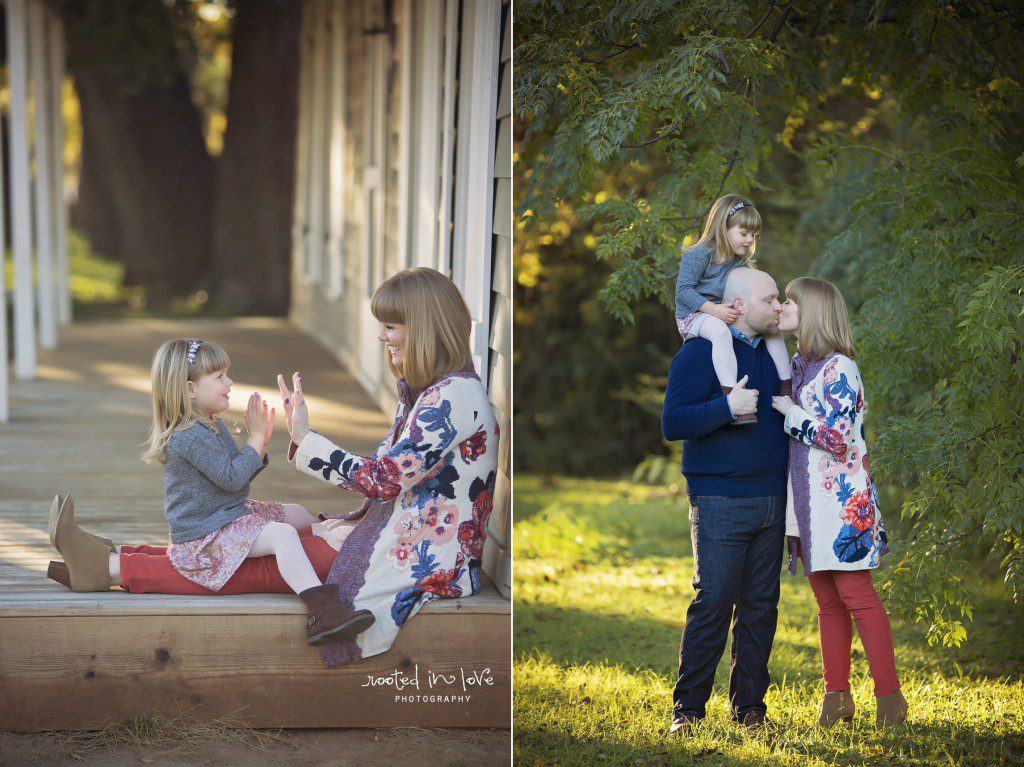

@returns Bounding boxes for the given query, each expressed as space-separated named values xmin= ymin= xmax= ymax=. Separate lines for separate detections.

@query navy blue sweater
xmin=661 ymin=336 xmax=788 ymax=497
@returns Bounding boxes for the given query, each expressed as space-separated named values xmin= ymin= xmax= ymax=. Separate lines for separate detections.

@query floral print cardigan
xmin=784 ymin=353 xmax=889 ymax=575
xmin=288 ymin=367 xmax=498 ymax=667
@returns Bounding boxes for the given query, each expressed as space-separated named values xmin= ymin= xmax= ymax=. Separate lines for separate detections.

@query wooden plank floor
xmin=0 ymin=319 xmax=510 ymax=730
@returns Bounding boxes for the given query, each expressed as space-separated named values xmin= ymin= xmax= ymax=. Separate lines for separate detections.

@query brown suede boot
xmin=721 ymin=386 xmax=757 ymax=425
xmin=49 ymin=495 xmax=112 ymax=592
xmin=47 ymin=495 xmax=116 ymax=552
xmin=818 ymin=690 xmax=855 ymax=727
xmin=299 ymin=583 xmax=376 ymax=646
xmin=876 ymin=690 xmax=908 ymax=727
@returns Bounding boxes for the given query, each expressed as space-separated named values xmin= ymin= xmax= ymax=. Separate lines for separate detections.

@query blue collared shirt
xmin=729 ymin=325 xmax=762 ymax=348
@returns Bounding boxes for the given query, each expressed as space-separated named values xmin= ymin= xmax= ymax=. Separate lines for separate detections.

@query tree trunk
xmin=209 ymin=0 xmax=301 ymax=315
xmin=64 ymin=1 xmax=213 ymax=303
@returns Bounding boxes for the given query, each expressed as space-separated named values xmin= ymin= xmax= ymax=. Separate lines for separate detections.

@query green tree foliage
xmin=515 ymin=0 xmax=1024 ymax=645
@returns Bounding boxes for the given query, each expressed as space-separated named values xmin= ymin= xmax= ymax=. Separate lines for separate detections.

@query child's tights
xmin=694 ymin=314 xmax=791 ymax=387
xmin=806 ymin=569 xmax=900 ymax=697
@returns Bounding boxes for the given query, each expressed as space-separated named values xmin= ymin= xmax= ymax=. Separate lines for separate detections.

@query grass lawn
xmin=514 ymin=475 xmax=1024 ymax=767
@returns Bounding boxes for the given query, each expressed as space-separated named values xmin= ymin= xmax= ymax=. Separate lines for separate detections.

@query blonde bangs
xmin=190 ymin=341 xmax=230 ymax=380
xmin=372 ymin=268 xmax=473 ymax=392
xmin=371 ymin=278 xmax=407 ymax=325
xmin=786 ymin=277 xmax=856 ymax=362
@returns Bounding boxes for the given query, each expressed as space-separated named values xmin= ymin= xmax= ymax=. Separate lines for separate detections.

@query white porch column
xmin=0 ymin=98 xmax=8 ymax=421
xmin=29 ymin=0 xmax=57 ymax=349
xmin=325 ymin=0 xmax=347 ymax=297
xmin=49 ymin=10 xmax=70 ymax=326
xmin=7 ymin=0 xmax=37 ymax=379
xmin=450 ymin=0 xmax=501 ymax=379
xmin=304 ymin=0 xmax=328 ymax=284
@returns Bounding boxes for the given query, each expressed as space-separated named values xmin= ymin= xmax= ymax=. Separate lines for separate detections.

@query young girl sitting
xmin=48 ymin=338 xmax=374 ymax=646
xmin=675 ymin=194 xmax=792 ymax=423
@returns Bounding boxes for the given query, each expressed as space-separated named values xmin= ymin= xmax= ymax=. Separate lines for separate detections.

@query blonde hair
xmin=141 ymin=339 xmax=231 ymax=464
xmin=695 ymin=193 xmax=762 ymax=265
xmin=785 ymin=277 xmax=856 ymax=362
xmin=371 ymin=268 xmax=473 ymax=392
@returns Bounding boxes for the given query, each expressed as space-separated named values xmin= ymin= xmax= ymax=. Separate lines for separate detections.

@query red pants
xmin=119 ymin=527 xmax=339 ymax=595
xmin=806 ymin=569 xmax=900 ymax=697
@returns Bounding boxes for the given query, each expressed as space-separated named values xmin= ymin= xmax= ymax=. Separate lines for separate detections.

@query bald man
xmin=661 ymin=267 xmax=788 ymax=732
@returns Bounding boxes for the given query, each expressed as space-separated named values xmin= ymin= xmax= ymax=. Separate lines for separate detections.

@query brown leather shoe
xmin=49 ymin=495 xmax=112 ymax=592
xmin=299 ymin=583 xmax=376 ymax=645
xmin=721 ymin=386 xmax=757 ymax=425
xmin=876 ymin=690 xmax=908 ymax=726
xmin=48 ymin=494 xmax=116 ymax=552
xmin=818 ymin=689 xmax=855 ymax=727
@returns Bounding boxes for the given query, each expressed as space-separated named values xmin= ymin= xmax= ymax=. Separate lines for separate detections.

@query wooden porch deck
xmin=0 ymin=319 xmax=510 ymax=731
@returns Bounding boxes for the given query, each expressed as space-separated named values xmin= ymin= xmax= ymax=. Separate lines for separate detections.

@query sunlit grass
xmin=514 ymin=475 xmax=1024 ymax=766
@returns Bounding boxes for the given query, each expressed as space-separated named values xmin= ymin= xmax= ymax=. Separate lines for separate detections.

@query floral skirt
xmin=167 ymin=499 xmax=285 ymax=592
xmin=676 ymin=311 xmax=710 ymax=341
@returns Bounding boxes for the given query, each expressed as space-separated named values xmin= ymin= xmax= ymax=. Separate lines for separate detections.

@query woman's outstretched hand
xmin=277 ymin=372 xmax=310 ymax=445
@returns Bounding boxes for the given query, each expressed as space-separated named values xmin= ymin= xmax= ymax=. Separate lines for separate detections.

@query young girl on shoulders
xmin=675 ymin=194 xmax=793 ymax=423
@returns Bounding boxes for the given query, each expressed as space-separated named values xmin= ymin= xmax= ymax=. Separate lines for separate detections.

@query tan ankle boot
xmin=818 ymin=690 xmax=855 ymax=727
xmin=876 ymin=690 xmax=908 ymax=726
xmin=299 ymin=584 xmax=375 ymax=645
xmin=48 ymin=495 xmax=116 ymax=552
xmin=49 ymin=495 xmax=112 ymax=592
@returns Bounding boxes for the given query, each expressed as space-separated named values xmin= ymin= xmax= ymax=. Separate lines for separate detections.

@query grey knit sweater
xmin=674 ymin=242 xmax=741 ymax=318
xmin=164 ymin=419 xmax=268 ymax=544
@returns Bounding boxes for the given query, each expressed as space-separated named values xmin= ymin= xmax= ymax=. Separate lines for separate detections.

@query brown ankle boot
xmin=48 ymin=495 xmax=116 ymax=552
xmin=49 ymin=495 xmax=112 ymax=592
xmin=721 ymin=386 xmax=757 ymax=425
xmin=299 ymin=584 xmax=376 ymax=646
xmin=876 ymin=690 xmax=908 ymax=726
xmin=818 ymin=690 xmax=855 ymax=727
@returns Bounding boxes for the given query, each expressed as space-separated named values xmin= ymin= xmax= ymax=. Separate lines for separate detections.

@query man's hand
xmin=727 ymin=375 xmax=758 ymax=416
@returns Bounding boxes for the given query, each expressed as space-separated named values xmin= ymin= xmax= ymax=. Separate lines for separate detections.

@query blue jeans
xmin=672 ymin=494 xmax=785 ymax=719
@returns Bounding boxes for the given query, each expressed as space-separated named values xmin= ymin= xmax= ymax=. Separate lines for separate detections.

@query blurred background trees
xmin=30 ymin=0 xmax=301 ymax=313
xmin=515 ymin=0 xmax=1024 ymax=645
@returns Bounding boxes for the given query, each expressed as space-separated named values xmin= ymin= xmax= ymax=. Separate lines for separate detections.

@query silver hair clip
xmin=730 ymin=202 xmax=748 ymax=214
xmin=187 ymin=340 xmax=203 ymax=364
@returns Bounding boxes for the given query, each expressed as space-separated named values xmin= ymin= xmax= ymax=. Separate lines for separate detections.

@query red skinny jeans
xmin=119 ymin=527 xmax=339 ymax=595
xmin=806 ymin=569 xmax=900 ymax=697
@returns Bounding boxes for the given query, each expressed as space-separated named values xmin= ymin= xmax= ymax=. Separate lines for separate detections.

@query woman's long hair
xmin=785 ymin=277 xmax=856 ymax=362
xmin=370 ymin=268 xmax=473 ymax=392
xmin=141 ymin=339 xmax=231 ymax=464
xmin=694 ymin=193 xmax=762 ymax=265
